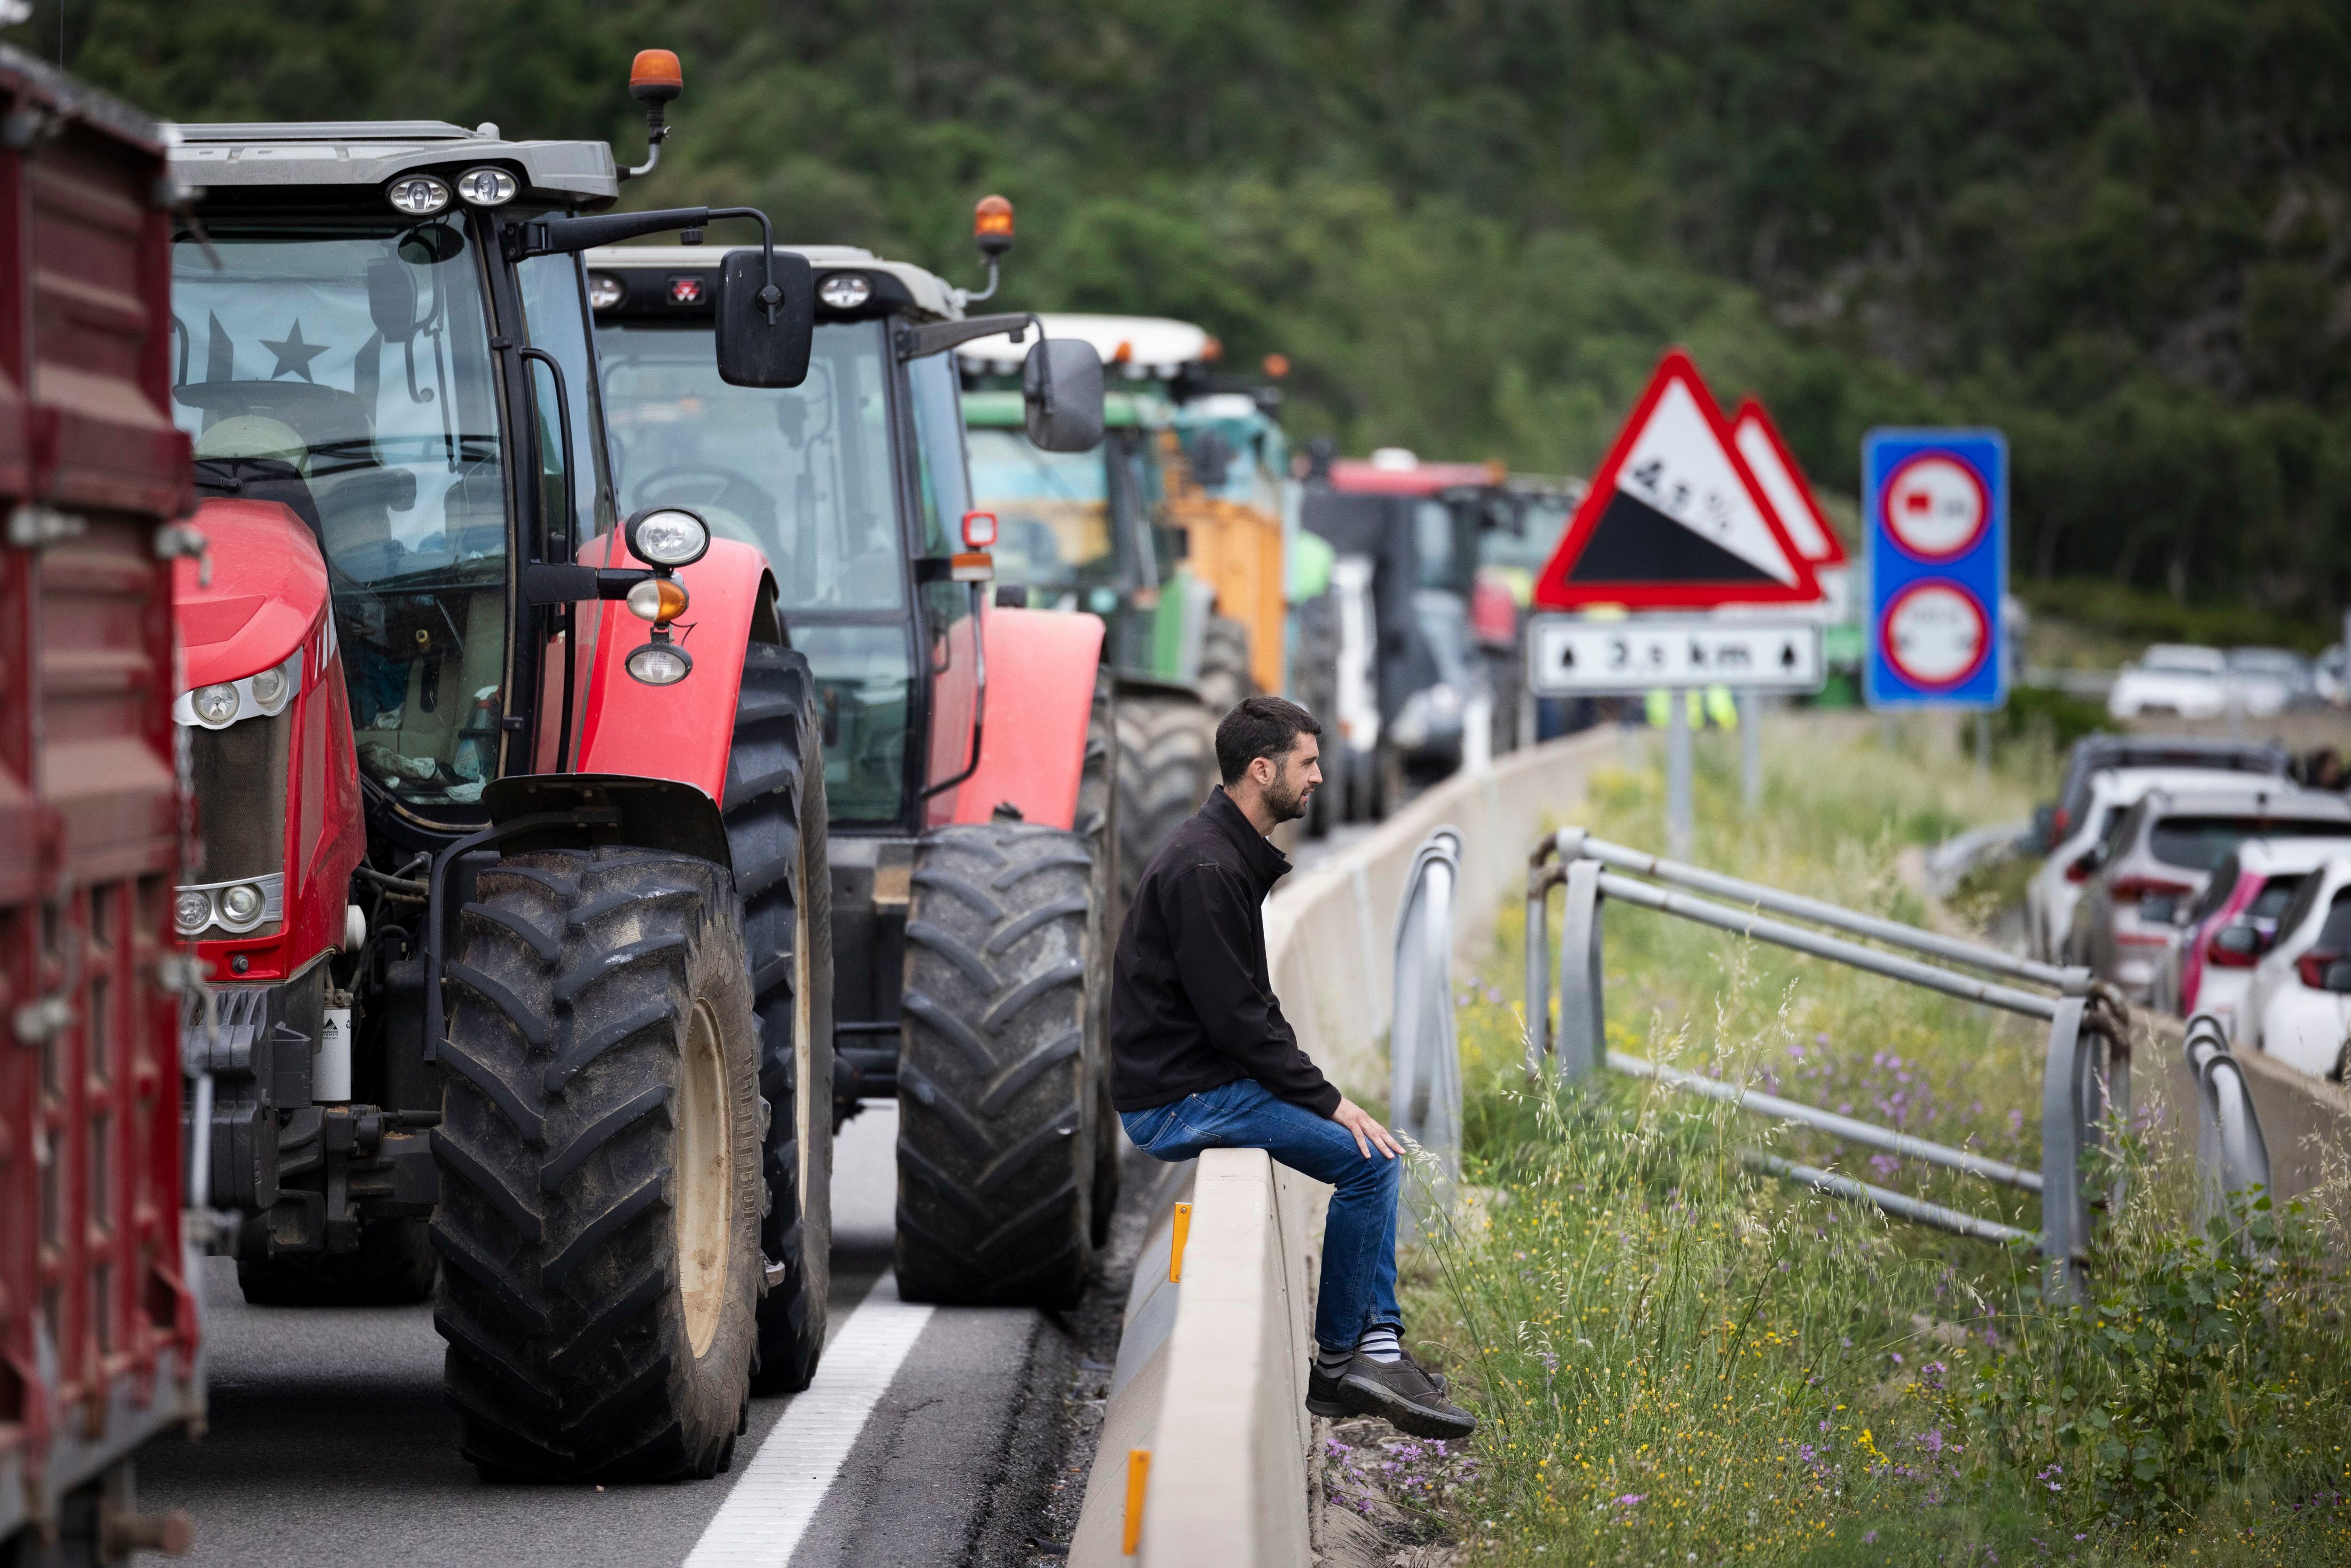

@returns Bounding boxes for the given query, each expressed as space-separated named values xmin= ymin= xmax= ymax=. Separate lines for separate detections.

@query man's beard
xmin=1265 ymin=774 xmax=1313 ymax=824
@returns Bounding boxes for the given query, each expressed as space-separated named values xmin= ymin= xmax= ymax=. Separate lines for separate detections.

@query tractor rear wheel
xmin=236 ymin=1217 xmax=437 ymax=1306
xmin=725 ymin=643 xmax=834 ymax=1395
xmin=1292 ymin=592 xmax=1341 ymax=838
xmin=1198 ymin=614 xmax=1252 ymax=716
xmin=894 ymin=823 xmax=1101 ymax=1307
xmin=432 ymin=848 xmax=762 ymax=1482
xmin=1114 ymin=691 xmax=1215 ymax=907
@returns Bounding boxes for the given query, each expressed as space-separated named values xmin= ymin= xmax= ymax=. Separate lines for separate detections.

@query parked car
xmin=2227 ymin=646 xmax=2319 ymax=709
xmin=2151 ymin=837 xmax=2351 ymax=1031
xmin=2239 ymin=860 xmax=2351 ymax=1078
xmin=2063 ymin=785 xmax=2351 ymax=1001
xmin=2025 ymin=765 xmax=2300 ymax=962
xmin=2315 ymin=643 xmax=2348 ymax=708
xmin=2105 ymin=644 xmax=2294 ymax=721
xmin=2037 ymin=734 xmax=2295 ymax=854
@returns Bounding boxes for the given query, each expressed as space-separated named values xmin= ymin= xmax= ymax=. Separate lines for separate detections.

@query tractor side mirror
xmin=2030 ymin=804 xmax=2056 ymax=853
xmin=715 ymin=249 xmax=815 ymax=388
xmin=1187 ymin=428 xmax=1234 ymax=490
xmin=1023 ymin=338 xmax=1103 ymax=454
xmin=368 ymin=259 xmax=422 ymax=344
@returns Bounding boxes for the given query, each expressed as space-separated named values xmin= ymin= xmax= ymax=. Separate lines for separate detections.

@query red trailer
xmin=0 ymin=45 xmax=203 ymax=1561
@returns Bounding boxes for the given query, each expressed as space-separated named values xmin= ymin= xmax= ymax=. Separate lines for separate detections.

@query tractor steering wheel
xmin=629 ymin=466 xmax=778 ymax=532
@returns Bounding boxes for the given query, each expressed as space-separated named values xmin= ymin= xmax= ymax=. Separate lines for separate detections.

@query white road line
xmin=684 ymin=1275 xmax=933 ymax=1568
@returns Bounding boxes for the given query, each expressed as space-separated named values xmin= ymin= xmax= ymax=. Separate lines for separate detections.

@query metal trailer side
xmin=0 ymin=44 xmax=203 ymax=1556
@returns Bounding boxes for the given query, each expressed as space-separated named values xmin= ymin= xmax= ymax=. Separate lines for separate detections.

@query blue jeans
xmin=1120 ymin=1077 xmax=1402 ymax=1355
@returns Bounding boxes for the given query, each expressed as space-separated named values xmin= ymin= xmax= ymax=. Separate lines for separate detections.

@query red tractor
xmin=164 ymin=54 xmax=837 ymax=1480
xmin=583 ymin=207 xmax=1122 ymax=1308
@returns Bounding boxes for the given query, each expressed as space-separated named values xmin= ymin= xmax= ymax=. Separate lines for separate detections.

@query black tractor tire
xmin=432 ymin=847 xmax=763 ymax=1483
xmin=236 ymin=1217 xmax=437 ymax=1306
xmin=894 ymin=823 xmax=1101 ymax=1307
xmin=726 ymin=642 xmax=834 ymax=1396
xmin=1078 ymin=669 xmax=1122 ymax=1243
xmin=1197 ymin=613 xmax=1253 ymax=717
xmin=1114 ymin=691 xmax=1215 ymax=908
xmin=1291 ymin=593 xmax=1341 ymax=838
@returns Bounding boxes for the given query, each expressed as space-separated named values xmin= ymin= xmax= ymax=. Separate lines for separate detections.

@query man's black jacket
xmin=1109 ymin=786 xmax=1340 ymax=1117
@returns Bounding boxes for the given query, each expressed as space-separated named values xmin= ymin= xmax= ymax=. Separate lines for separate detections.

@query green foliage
xmin=42 ymin=0 xmax=2351 ymax=614
xmin=2015 ymin=577 xmax=2336 ymax=654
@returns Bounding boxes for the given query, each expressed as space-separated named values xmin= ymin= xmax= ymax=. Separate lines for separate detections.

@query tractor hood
xmin=175 ymin=497 xmax=329 ymax=689
xmin=173 ymin=120 xmax=619 ymax=208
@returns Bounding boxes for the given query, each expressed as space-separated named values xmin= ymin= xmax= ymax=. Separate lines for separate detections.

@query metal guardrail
xmin=2182 ymin=1012 xmax=2271 ymax=1235
xmin=1391 ymin=828 xmax=1463 ymax=1232
xmin=1524 ymin=828 xmax=2134 ymax=1296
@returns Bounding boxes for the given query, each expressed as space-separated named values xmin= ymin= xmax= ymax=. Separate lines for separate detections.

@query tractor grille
xmin=188 ymin=709 xmax=290 ymax=888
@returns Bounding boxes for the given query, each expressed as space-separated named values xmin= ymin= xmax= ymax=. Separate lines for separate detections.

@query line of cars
xmin=2105 ymin=642 xmax=2341 ymax=720
xmin=2027 ymin=735 xmax=2351 ymax=1079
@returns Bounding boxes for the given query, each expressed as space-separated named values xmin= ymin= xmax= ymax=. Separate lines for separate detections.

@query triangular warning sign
xmin=1730 ymin=396 xmax=1847 ymax=567
xmin=1534 ymin=349 xmax=1823 ymax=610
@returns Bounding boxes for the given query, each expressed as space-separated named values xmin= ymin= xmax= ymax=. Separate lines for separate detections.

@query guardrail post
xmin=1392 ymin=829 xmax=1463 ymax=1229
xmin=2183 ymin=1013 xmax=2271 ymax=1238
xmin=1556 ymin=860 xmax=1605 ymax=1082
xmin=1524 ymin=862 xmax=1564 ymax=1080
xmin=2038 ymin=996 xmax=2095 ymax=1301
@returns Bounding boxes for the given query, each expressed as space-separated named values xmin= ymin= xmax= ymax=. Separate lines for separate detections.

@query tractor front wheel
xmin=432 ymin=847 xmax=762 ymax=1482
xmin=1114 ymin=691 xmax=1215 ymax=907
xmin=894 ymin=823 xmax=1101 ymax=1307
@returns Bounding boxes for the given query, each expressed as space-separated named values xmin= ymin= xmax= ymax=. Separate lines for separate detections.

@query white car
xmin=2023 ymin=765 xmax=2301 ymax=962
xmin=2106 ymin=644 xmax=2287 ymax=721
xmin=2240 ymin=859 xmax=2351 ymax=1078
xmin=2151 ymin=836 xmax=2351 ymax=1033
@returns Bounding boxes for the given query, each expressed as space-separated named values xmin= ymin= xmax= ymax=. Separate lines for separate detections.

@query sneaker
xmin=1332 ymin=1351 xmax=1475 ymax=1440
xmin=1305 ymin=1360 xmax=1350 ymax=1418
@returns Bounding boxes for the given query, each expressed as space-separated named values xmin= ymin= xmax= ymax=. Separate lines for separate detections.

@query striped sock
xmin=1314 ymin=1346 xmax=1351 ymax=1375
xmin=1355 ymin=1326 xmax=1402 ymax=1363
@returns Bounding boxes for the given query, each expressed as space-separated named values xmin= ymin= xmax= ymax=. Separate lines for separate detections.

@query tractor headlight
xmin=625 ymin=506 xmax=710 ymax=568
xmin=191 ymin=683 xmax=239 ymax=726
xmin=386 ymin=174 xmax=451 ymax=216
xmin=219 ymin=883 xmax=264 ymax=927
xmin=247 ymin=664 xmax=290 ymax=712
xmin=818 ymin=272 xmax=873 ymax=310
xmin=455 ymin=167 xmax=518 ymax=207
xmin=173 ymin=889 xmax=212 ymax=937
xmin=588 ymin=272 xmax=625 ymax=310
xmin=625 ymin=642 xmax=694 ymax=687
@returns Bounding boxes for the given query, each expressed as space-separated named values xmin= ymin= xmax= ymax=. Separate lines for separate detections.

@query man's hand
xmin=1330 ymin=1096 xmax=1403 ymax=1160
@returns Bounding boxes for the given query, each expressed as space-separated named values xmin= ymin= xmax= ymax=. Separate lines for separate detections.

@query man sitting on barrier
xmin=1110 ymin=695 xmax=1475 ymax=1440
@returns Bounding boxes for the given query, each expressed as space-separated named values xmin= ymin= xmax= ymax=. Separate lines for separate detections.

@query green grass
xmin=1398 ymin=723 xmax=2351 ymax=1565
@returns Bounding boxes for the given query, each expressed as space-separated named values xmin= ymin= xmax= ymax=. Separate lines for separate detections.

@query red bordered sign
xmin=1534 ymin=348 xmax=1824 ymax=610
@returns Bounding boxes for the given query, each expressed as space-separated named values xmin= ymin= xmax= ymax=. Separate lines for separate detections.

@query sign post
xmin=1528 ymin=350 xmax=1830 ymax=853
xmin=1862 ymin=430 xmax=2008 ymax=720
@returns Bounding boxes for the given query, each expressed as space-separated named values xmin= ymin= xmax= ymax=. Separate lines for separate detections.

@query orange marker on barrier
xmin=1167 ymin=1202 xmax=1192 ymax=1282
xmin=1122 ymin=1448 xmax=1151 ymax=1554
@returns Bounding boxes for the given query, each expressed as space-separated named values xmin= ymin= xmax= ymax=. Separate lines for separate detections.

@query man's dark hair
xmin=1216 ymin=695 xmax=1321 ymax=785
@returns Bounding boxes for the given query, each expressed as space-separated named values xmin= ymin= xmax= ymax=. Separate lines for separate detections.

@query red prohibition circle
xmin=1878 ymin=578 xmax=1991 ymax=691
xmin=1880 ymin=451 xmax=1990 ymax=563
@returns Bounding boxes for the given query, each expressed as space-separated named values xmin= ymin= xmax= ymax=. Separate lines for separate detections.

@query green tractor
xmin=960 ymin=318 xmax=1262 ymax=894
xmin=955 ymin=394 xmax=1223 ymax=900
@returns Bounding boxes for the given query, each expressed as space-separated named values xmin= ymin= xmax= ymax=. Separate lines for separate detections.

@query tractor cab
xmin=1300 ymin=450 xmax=1513 ymax=819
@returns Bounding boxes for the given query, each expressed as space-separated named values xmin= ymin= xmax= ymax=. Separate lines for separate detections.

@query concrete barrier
xmin=1069 ymin=729 xmax=1615 ymax=1565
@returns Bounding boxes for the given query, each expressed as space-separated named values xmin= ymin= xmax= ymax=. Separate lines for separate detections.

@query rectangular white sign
xmin=1527 ymin=614 xmax=1825 ymax=695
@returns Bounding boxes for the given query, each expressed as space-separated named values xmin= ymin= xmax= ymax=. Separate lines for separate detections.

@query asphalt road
xmin=142 ymin=1104 xmax=1089 ymax=1568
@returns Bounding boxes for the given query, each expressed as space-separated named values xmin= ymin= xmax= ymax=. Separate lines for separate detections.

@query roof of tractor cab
xmin=172 ymin=119 xmax=619 ymax=206
xmin=1327 ymin=454 xmax=1505 ymax=496
xmin=962 ymin=388 xmax=1170 ymax=430
xmin=957 ymin=313 xmax=1212 ymax=378
xmin=586 ymin=243 xmax=964 ymax=322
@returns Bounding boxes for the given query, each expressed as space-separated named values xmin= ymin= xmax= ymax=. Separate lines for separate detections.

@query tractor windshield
xmin=170 ymin=219 xmax=510 ymax=809
xmin=968 ymin=426 xmax=1161 ymax=600
xmin=597 ymin=319 xmax=904 ymax=611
